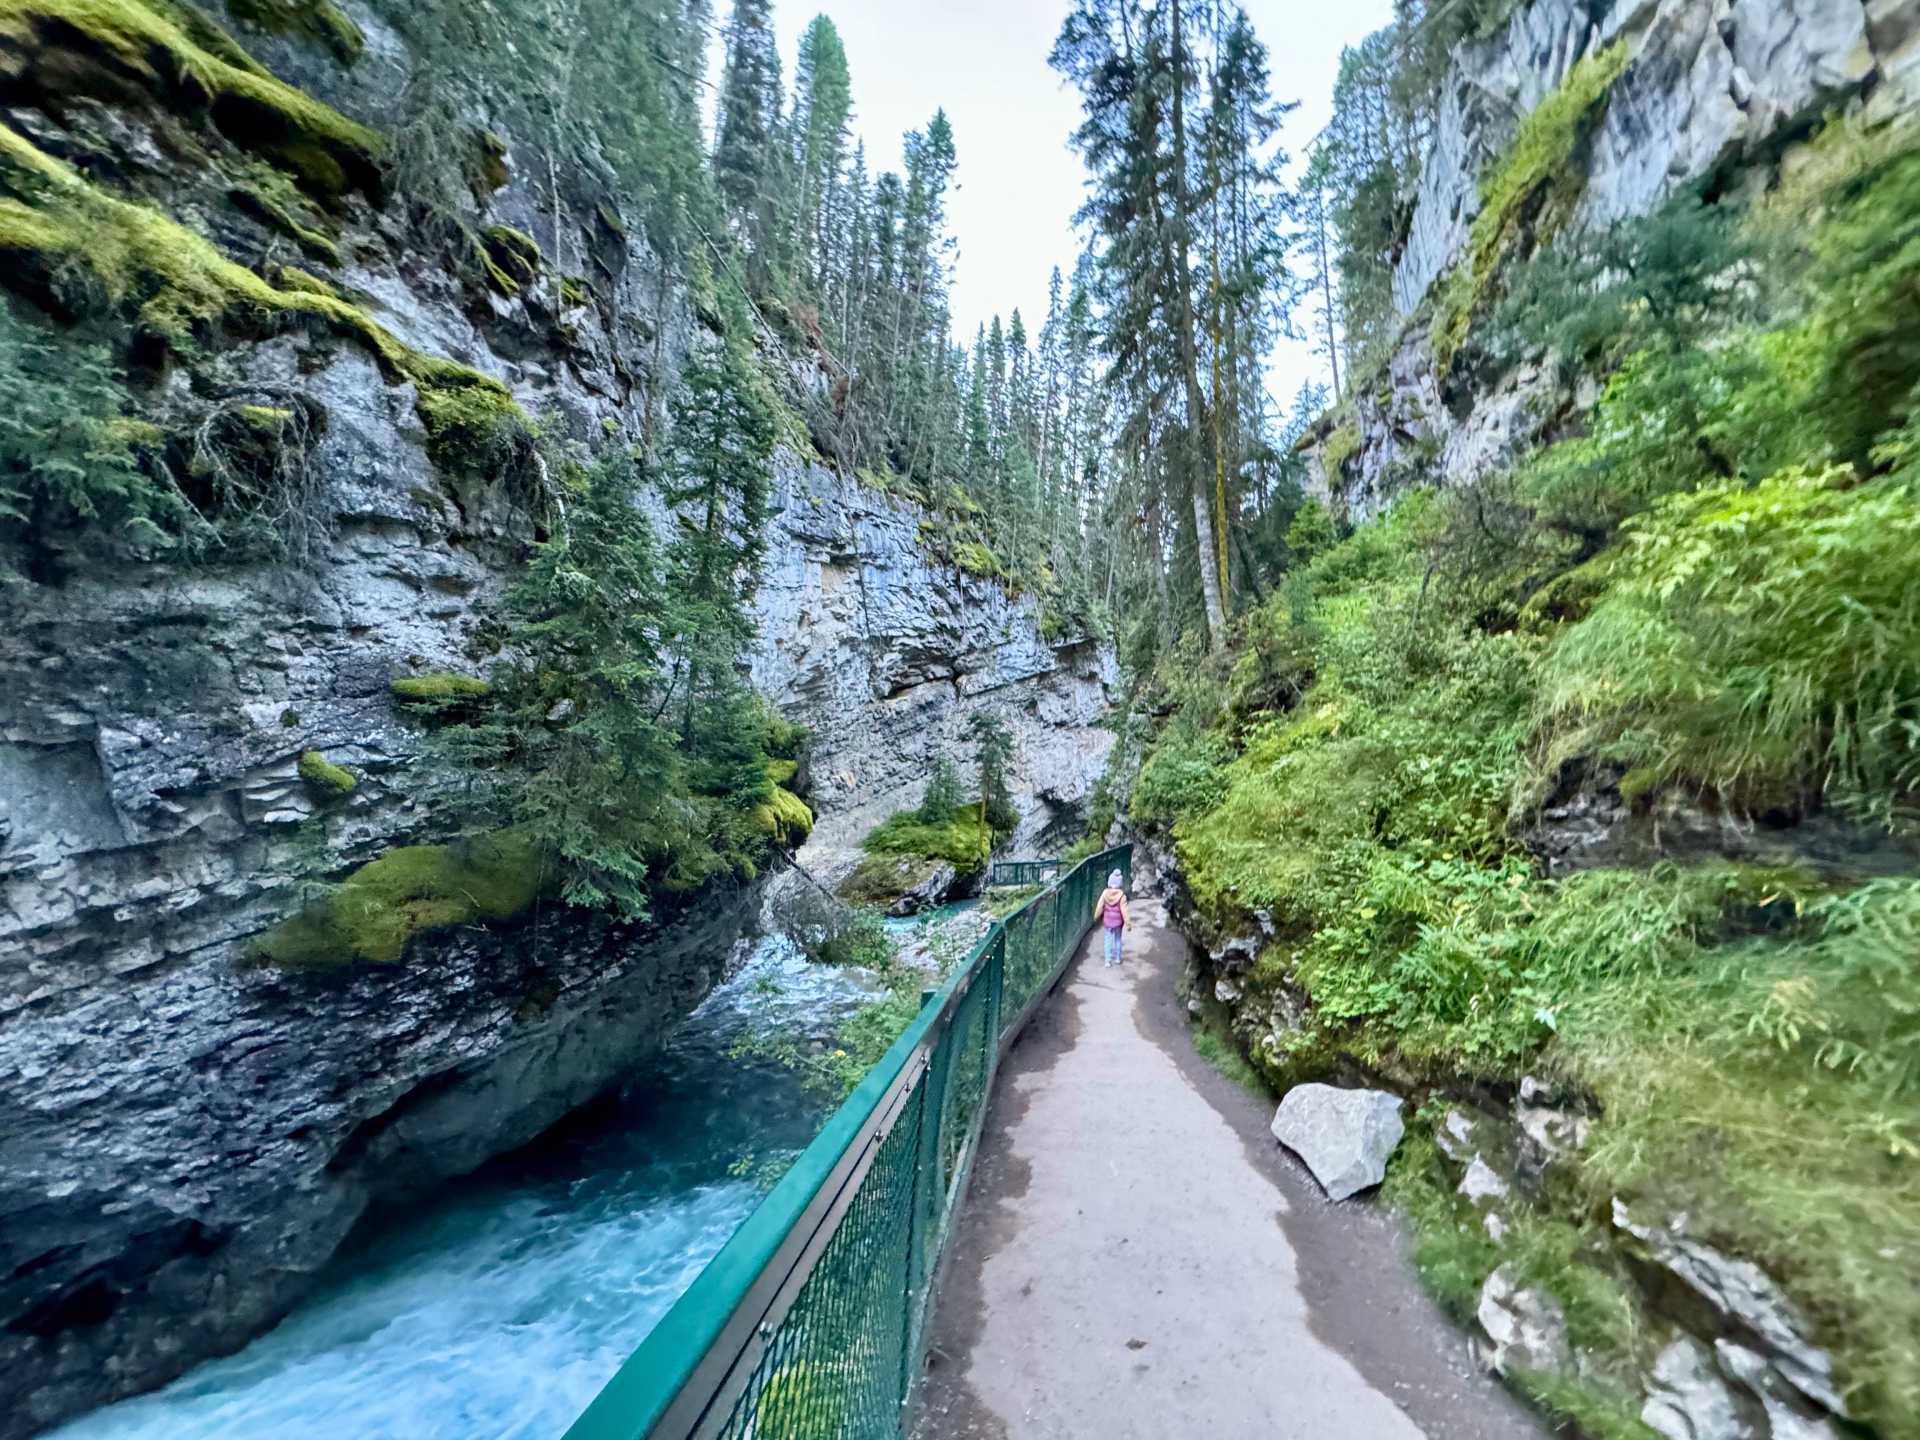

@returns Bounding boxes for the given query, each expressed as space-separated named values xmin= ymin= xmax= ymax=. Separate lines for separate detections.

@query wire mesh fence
xmin=564 ymin=846 xmax=1131 ymax=1440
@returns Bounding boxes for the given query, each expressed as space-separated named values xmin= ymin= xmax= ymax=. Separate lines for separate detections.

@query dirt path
xmin=911 ymin=895 xmax=1546 ymax=1440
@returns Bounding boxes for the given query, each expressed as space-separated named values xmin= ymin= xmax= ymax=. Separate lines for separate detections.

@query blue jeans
xmin=1103 ymin=926 xmax=1123 ymax=963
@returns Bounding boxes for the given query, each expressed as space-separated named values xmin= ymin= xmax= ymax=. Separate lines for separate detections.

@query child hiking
xmin=1094 ymin=870 xmax=1130 ymax=967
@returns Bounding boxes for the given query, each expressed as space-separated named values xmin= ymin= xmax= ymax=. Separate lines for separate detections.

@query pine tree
xmin=790 ymin=15 xmax=852 ymax=294
xmin=714 ymin=0 xmax=785 ymax=273
xmin=661 ymin=343 xmax=778 ymax=741
xmin=968 ymin=712 xmax=1020 ymax=838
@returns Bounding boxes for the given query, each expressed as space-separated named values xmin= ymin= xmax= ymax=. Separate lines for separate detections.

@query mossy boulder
xmin=296 ymin=748 xmax=355 ymax=798
xmin=839 ymin=801 xmax=992 ymax=913
xmin=256 ymin=831 xmax=546 ymax=965
xmin=839 ymin=852 xmax=958 ymax=915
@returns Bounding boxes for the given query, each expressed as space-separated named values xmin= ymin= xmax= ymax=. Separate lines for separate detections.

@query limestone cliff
xmin=0 ymin=4 xmax=1113 ymax=1432
xmin=1306 ymin=0 xmax=1920 ymax=517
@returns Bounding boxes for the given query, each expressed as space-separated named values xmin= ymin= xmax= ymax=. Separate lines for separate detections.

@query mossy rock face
xmin=953 ymin=540 xmax=1004 ymax=580
xmin=753 ymin=784 xmax=814 ymax=845
xmin=0 ymin=0 xmax=386 ymax=203
xmin=479 ymin=224 xmax=541 ymax=295
xmin=1321 ymin=421 xmax=1360 ymax=480
xmin=414 ymin=379 xmax=528 ymax=475
xmin=390 ymin=672 xmax=490 ymax=706
xmin=839 ymin=851 xmax=947 ymax=908
xmin=0 ymin=125 xmax=529 ymax=474
xmin=256 ymin=831 xmax=546 ymax=965
xmin=471 ymin=130 xmax=509 ymax=192
xmin=1431 ymin=39 xmax=1630 ymax=369
xmin=227 ymin=0 xmax=364 ymax=65
xmin=297 ymin=748 xmax=355 ymax=797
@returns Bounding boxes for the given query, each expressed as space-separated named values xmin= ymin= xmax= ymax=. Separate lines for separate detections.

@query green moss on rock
xmin=1431 ymin=40 xmax=1629 ymax=369
xmin=479 ymin=224 xmax=541 ymax=295
xmin=0 ymin=0 xmax=384 ymax=200
xmin=256 ymin=831 xmax=545 ymax=965
xmin=0 ymin=125 xmax=530 ymax=480
xmin=1321 ymin=421 xmax=1359 ymax=480
xmin=472 ymin=130 xmax=510 ymax=192
xmin=415 ymin=379 xmax=527 ymax=475
xmin=839 ymin=851 xmax=945 ymax=906
xmin=753 ymin=784 xmax=814 ymax=844
xmin=953 ymin=540 xmax=1004 ymax=580
xmin=297 ymin=748 xmax=356 ymax=797
xmin=391 ymin=672 xmax=490 ymax=705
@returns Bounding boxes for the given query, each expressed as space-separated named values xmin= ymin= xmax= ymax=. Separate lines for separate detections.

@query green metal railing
xmin=565 ymin=845 xmax=1132 ymax=1440
xmin=988 ymin=858 xmax=1064 ymax=887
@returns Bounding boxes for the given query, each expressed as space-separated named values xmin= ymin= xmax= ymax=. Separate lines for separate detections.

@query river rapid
xmin=48 ymin=935 xmax=883 ymax=1440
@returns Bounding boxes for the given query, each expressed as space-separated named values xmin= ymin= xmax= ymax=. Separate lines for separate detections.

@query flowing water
xmin=50 ymin=936 xmax=884 ymax=1440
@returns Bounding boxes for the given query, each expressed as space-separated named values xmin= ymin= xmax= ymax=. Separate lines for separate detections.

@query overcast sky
xmin=722 ymin=0 xmax=1396 ymax=410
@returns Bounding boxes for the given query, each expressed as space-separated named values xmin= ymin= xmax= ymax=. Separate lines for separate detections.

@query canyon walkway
xmin=911 ymin=893 xmax=1545 ymax=1440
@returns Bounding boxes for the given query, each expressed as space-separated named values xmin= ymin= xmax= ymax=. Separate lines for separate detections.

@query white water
xmin=51 ymin=937 xmax=879 ymax=1440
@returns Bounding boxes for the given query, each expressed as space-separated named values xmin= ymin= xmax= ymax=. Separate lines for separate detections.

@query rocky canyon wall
xmin=0 ymin=3 xmax=1113 ymax=1433
xmin=1306 ymin=0 xmax=1920 ymax=517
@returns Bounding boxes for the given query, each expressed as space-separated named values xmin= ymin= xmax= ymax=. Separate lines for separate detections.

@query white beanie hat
xmin=1108 ymin=869 xmax=1124 ymax=888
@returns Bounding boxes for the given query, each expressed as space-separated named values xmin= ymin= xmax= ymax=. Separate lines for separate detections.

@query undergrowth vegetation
xmin=1132 ymin=120 xmax=1920 ymax=1430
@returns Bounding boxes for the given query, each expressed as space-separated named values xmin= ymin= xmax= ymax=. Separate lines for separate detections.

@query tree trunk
xmin=1166 ymin=0 xmax=1227 ymax=651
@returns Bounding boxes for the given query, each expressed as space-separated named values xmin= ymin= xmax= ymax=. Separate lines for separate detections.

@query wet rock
xmin=1214 ymin=975 xmax=1242 ymax=1005
xmin=1475 ymin=1264 xmax=1572 ymax=1377
xmin=1270 ymin=1084 xmax=1405 ymax=1201
xmin=1642 ymin=1336 xmax=1759 ymax=1440
xmin=1613 ymin=1201 xmax=1846 ymax=1418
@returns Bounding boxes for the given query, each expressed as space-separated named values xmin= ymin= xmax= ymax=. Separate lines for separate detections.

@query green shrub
xmin=1131 ymin=728 xmax=1234 ymax=828
xmin=1802 ymin=146 xmax=1920 ymax=466
xmin=0 ymin=304 xmax=185 ymax=572
xmin=862 ymin=801 xmax=992 ymax=870
xmin=1529 ymin=464 xmax=1920 ymax=822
